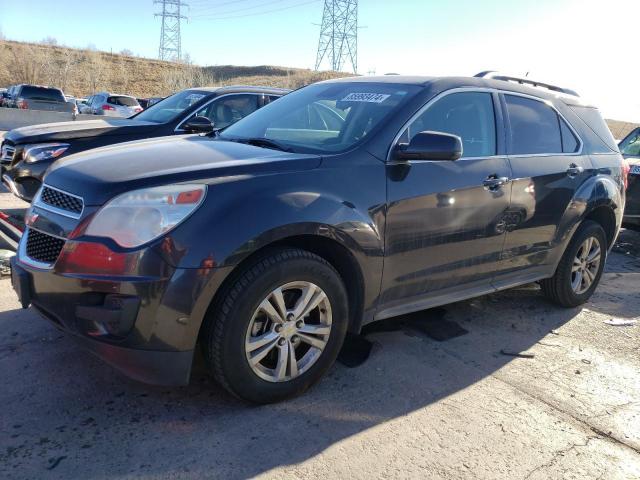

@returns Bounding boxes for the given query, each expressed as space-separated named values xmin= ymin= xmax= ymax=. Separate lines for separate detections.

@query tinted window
xmin=560 ymin=118 xmax=579 ymax=153
xmin=107 ymin=96 xmax=139 ymax=107
xmin=196 ymin=94 xmax=259 ymax=129
xmin=570 ymin=105 xmax=618 ymax=152
xmin=506 ymin=95 xmax=561 ymax=155
xmin=405 ymin=92 xmax=496 ymax=158
xmin=19 ymin=86 xmax=65 ymax=102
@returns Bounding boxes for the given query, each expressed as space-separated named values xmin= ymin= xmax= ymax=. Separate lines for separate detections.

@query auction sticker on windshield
xmin=342 ymin=93 xmax=391 ymax=103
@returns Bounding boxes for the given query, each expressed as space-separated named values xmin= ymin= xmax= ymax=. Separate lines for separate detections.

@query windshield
xmin=134 ymin=90 xmax=208 ymax=123
xmin=219 ymin=82 xmax=421 ymax=154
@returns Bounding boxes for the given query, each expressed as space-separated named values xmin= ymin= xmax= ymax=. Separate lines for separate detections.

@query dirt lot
xmin=0 ymin=188 xmax=638 ymax=479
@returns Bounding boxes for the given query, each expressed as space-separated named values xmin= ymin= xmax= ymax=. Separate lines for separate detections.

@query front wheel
xmin=201 ymin=248 xmax=348 ymax=403
xmin=541 ymin=220 xmax=607 ymax=307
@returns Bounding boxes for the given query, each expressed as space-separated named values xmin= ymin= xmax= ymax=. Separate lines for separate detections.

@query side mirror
xmin=183 ymin=115 xmax=214 ymax=133
xmin=393 ymin=131 xmax=463 ymax=161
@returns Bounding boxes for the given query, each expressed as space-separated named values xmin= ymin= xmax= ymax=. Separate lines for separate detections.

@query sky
xmin=1 ymin=0 xmax=639 ymax=122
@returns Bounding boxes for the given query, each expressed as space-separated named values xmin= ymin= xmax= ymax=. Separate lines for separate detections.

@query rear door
xmin=379 ymin=90 xmax=512 ymax=318
xmin=496 ymin=93 xmax=590 ymax=284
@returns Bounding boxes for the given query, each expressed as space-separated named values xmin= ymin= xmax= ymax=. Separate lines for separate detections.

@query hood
xmin=45 ymin=135 xmax=322 ymax=205
xmin=4 ymin=118 xmax=160 ymax=144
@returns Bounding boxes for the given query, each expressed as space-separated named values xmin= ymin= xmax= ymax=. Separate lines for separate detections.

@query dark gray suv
xmin=11 ymin=72 xmax=626 ymax=403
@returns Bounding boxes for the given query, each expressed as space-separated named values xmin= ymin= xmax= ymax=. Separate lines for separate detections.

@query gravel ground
xmin=0 ymin=192 xmax=638 ymax=479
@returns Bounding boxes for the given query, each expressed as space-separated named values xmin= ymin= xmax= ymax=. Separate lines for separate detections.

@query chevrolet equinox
xmin=11 ymin=73 xmax=627 ymax=403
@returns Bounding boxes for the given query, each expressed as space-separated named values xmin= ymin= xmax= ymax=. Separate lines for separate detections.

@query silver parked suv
xmin=82 ymin=92 xmax=142 ymax=117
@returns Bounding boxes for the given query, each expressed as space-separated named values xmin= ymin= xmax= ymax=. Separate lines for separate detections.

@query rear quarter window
xmin=568 ymin=105 xmax=618 ymax=153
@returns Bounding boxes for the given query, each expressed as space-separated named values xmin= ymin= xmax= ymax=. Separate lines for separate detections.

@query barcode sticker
xmin=341 ymin=92 xmax=391 ymax=103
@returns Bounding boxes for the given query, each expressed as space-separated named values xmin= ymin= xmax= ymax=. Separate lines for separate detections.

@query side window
xmin=505 ymin=95 xmax=563 ymax=155
xmin=197 ymin=95 xmax=259 ymax=129
xmin=404 ymin=92 xmax=497 ymax=158
xmin=264 ymin=95 xmax=281 ymax=105
xmin=619 ymin=128 xmax=640 ymax=157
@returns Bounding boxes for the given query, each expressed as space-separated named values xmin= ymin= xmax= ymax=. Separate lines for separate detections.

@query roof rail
xmin=474 ymin=71 xmax=580 ymax=97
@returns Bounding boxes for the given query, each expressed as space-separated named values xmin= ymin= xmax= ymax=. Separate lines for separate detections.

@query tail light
xmin=622 ymin=158 xmax=631 ymax=190
xmin=16 ymin=98 xmax=27 ymax=109
xmin=133 ymin=106 xmax=142 ymax=112
xmin=102 ymin=104 xmax=116 ymax=111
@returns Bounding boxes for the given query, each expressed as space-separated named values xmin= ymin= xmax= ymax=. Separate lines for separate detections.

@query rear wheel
xmin=201 ymin=248 xmax=348 ymax=403
xmin=541 ymin=220 xmax=607 ymax=307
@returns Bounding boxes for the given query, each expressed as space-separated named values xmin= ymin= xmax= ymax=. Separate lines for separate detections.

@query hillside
xmin=0 ymin=40 xmax=347 ymax=98
xmin=0 ymin=40 xmax=637 ymax=139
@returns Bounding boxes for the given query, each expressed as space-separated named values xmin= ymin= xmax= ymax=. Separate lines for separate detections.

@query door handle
xmin=483 ymin=175 xmax=510 ymax=190
xmin=566 ymin=163 xmax=584 ymax=177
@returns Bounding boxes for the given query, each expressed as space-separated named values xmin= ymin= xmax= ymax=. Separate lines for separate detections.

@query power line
xmin=189 ymin=0 xmax=277 ymax=14
xmin=155 ymin=0 xmax=188 ymax=61
xmin=315 ymin=0 xmax=357 ymax=74
xmin=190 ymin=0 xmax=320 ymax=21
xmin=191 ymin=0 xmax=296 ymax=18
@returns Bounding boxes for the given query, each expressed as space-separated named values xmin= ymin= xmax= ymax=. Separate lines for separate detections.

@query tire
xmin=201 ymin=248 xmax=349 ymax=404
xmin=541 ymin=220 xmax=607 ymax=307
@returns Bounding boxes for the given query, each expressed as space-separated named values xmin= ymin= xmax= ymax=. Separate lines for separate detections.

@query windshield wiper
xmin=235 ymin=137 xmax=294 ymax=152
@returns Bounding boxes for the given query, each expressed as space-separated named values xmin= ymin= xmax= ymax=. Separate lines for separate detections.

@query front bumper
xmin=10 ymin=255 xmax=211 ymax=386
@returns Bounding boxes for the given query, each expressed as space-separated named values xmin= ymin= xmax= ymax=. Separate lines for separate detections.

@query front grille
xmin=40 ymin=187 xmax=84 ymax=215
xmin=1 ymin=143 xmax=15 ymax=164
xmin=25 ymin=229 xmax=66 ymax=264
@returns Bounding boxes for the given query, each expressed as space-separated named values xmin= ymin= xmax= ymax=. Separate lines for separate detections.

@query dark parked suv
xmin=11 ymin=73 xmax=626 ymax=403
xmin=1 ymin=85 xmax=289 ymax=201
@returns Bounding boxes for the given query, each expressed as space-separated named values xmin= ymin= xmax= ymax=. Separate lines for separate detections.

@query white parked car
xmin=83 ymin=92 xmax=143 ymax=117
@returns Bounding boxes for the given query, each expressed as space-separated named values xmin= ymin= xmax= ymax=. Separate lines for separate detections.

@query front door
xmin=379 ymin=90 xmax=512 ymax=319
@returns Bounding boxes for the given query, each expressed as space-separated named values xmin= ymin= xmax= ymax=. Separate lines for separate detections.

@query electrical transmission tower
xmin=154 ymin=0 xmax=187 ymax=61
xmin=314 ymin=0 xmax=358 ymax=74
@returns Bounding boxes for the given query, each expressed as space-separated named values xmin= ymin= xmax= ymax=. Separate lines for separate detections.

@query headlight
xmin=81 ymin=184 xmax=207 ymax=248
xmin=23 ymin=143 xmax=70 ymax=163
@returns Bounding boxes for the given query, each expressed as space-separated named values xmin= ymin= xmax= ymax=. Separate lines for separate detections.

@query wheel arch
xmin=196 ymin=231 xmax=370 ymax=352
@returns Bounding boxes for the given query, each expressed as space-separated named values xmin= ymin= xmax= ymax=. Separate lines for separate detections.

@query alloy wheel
xmin=571 ymin=236 xmax=602 ymax=294
xmin=244 ymin=281 xmax=332 ymax=383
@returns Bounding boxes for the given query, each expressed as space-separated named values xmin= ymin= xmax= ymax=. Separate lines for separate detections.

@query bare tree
xmin=84 ymin=49 xmax=105 ymax=93
xmin=42 ymin=36 xmax=58 ymax=46
xmin=7 ymin=45 xmax=46 ymax=84
xmin=115 ymin=58 xmax=130 ymax=93
xmin=57 ymin=48 xmax=79 ymax=92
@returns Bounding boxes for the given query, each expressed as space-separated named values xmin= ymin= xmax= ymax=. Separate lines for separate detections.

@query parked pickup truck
xmin=10 ymin=85 xmax=75 ymax=113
